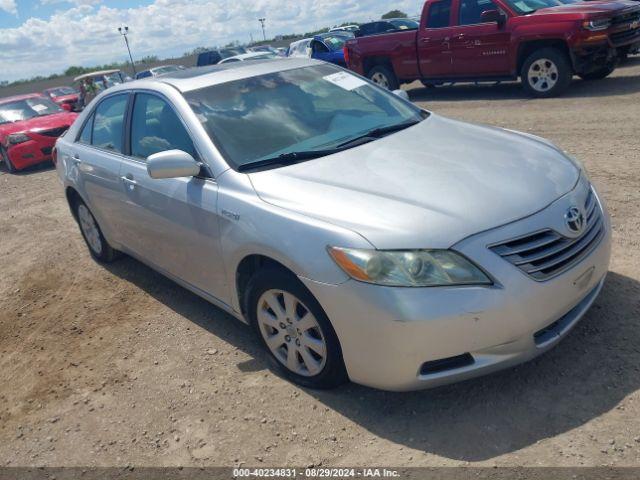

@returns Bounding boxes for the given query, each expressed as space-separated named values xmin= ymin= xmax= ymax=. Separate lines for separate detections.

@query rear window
xmin=427 ymin=0 xmax=452 ymax=28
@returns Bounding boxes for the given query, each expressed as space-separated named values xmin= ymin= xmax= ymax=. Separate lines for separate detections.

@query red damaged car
xmin=0 ymin=94 xmax=78 ymax=173
xmin=43 ymin=86 xmax=79 ymax=111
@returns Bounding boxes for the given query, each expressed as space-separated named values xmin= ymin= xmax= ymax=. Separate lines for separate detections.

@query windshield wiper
xmin=237 ymin=148 xmax=343 ymax=172
xmin=336 ymin=119 xmax=422 ymax=148
xmin=237 ymin=119 xmax=423 ymax=173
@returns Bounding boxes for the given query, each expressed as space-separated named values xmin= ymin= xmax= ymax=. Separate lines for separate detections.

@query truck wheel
xmin=521 ymin=48 xmax=572 ymax=98
xmin=578 ymin=65 xmax=615 ymax=81
xmin=1 ymin=147 xmax=17 ymax=173
xmin=367 ymin=65 xmax=399 ymax=90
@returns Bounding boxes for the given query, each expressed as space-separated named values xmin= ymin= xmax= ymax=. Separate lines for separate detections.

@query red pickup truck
xmin=344 ymin=0 xmax=640 ymax=97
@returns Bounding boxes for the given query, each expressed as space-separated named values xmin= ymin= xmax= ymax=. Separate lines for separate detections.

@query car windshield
xmin=0 ymin=97 xmax=63 ymax=124
xmin=185 ymin=64 xmax=424 ymax=170
xmin=504 ymin=0 xmax=582 ymax=13
xmin=319 ymin=35 xmax=350 ymax=51
xmin=47 ymin=87 xmax=76 ymax=97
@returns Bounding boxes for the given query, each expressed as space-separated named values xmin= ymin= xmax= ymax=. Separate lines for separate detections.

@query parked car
xmin=344 ymin=0 xmax=640 ymax=96
xmin=329 ymin=25 xmax=360 ymax=33
xmin=354 ymin=20 xmax=399 ymax=37
xmin=386 ymin=18 xmax=420 ymax=30
xmin=287 ymin=38 xmax=312 ymax=57
xmin=55 ymin=59 xmax=610 ymax=391
xmin=43 ymin=86 xmax=79 ymax=112
xmin=248 ymin=45 xmax=285 ymax=56
xmin=135 ymin=65 xmax=185 ymax=79
xmin=0 ymin=94 xmax=77 ymax=172
xmin=309 ymin=32 xmax=354 ymax=65
xmin=197 ymin=48 xmax=249 ymax=66
xmin=218 ymin=52 xmax=280 ymax=64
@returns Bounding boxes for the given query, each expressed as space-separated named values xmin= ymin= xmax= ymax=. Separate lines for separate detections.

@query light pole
xmin=258 ymin=18 xmax=266 ymax=41
xmin=117 ymin=25 xmax=137 ymax=76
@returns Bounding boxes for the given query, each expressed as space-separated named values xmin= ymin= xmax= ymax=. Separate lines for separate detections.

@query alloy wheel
xmin=527 ymin=58 xmax=559 ymax=93
xmin=256 ymin=289 xmax=327 ymax=377
xmin=370 ymin=72 xmax=390 ymax=89
xmin=77 ymin=204 xmax=103 ymax=255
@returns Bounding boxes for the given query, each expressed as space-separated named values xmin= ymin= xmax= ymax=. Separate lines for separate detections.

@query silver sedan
xmin=54 ymin=58 xmax=611 ymax=391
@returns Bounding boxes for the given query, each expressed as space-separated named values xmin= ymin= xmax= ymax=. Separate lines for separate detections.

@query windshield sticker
xmin=32 ymin=104 xmax=48 ymax=112
xmin=323 ymin=71 xmax=367 ymax=91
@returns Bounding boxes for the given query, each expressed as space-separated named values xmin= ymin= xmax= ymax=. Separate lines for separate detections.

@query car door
xmin=451 ymin=0 xmax=511 ymax=76
xmin=117 ymin=91 xmax=227 ymax=301
xmin=70 ymin=93 xmax=130 ymax=245
xmin=418 ymin=0 xmax=457 ymax=78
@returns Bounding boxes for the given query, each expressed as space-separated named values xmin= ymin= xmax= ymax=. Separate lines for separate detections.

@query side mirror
xmin=61 ymin=103 xmax=73 ymax=112
xmin=480 ymin=9 xmax=506 ymax=26
xmin=392 ymin=89 xmax=409 ymax=101
xmin=147 ymin=150 xmax=201 ymax=179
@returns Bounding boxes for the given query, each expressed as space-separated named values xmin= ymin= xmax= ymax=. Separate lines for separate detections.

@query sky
xmin=0 ymin=0 xmax=421 ymax=83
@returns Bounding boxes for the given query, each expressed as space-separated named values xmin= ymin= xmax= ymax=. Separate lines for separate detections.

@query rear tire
xmin=367 ymin=65 xmax=399 ymax=90
xmin=521 ymin=48 xmax=572 ymax=98
xmin=578 ymin=64 xmax=615 ymax=80
xmin=73 ymin=198 xmax=119 ymax=263
xmin=1 ymin=147 xmax=17 ymax=173
xmin=246 ymin=268 xmax=348 ymax=389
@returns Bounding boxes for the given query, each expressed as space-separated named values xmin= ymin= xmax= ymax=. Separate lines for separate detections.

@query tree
xmin=382 ymin=9 xmax=408 ymax=18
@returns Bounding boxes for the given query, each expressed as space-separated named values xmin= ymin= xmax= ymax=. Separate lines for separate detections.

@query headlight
xmin=7 ymin=133 xmax=30 ymax=145
xmin=583 ymin=18 xmax=611 ymax=31
xmin=328 ymin=247 xmax=492 ymax=287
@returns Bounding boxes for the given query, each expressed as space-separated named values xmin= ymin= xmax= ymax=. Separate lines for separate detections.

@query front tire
xmin=246 ymin=268 xmax=348 ymax=389
xmin=367 ymin=65 xmax=399 ymax=90
xmin=1 ymin=147 xmax=17 ymax=173
xmin=578 ymin=64 xmax=615 ymax=81
xmin=74 ymin=199 xmax=119 ymax=262
xmin=521 ymin=48 xmax=572 ymax=98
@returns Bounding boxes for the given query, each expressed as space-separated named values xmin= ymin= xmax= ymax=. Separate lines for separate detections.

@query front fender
xmin=216 ymin=171 xmax=373 ymax=313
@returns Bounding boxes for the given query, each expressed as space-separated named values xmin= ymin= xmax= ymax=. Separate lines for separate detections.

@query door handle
xmin=420 ymin=37 xmax=431 ymax=43
xmin=72 ymin=153 xmax=81 ymax=164
xmin=455 ymin=33 xmax=465 ymax=40
xmin=121 ymin=174 xmax=137 ymax=190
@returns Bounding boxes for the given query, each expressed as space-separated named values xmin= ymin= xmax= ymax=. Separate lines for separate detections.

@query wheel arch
xmin=517 ymin=39 xmax=572 ymax=75
xmin=235 ymin=253 xmax=300 ymax=319
xmin=362 ymin=55 xmax=396 ymax=77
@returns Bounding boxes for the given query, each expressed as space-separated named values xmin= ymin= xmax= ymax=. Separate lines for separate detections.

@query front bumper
xmin=301 ymin=185 xmax=612 ymax=391
xmin=6 ymin=138 xmax=57 ymax=170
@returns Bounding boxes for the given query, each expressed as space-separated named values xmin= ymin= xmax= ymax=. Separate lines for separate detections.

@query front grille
xmin=611 ymin=9 xmax=640 ymax=26
xmin=39 ymin=126 xmax=68 ymax=138
xmin=611 ymin=28 xmax=640 ymax=46
xmin=490 ymin=189 xmax=604 ymax=281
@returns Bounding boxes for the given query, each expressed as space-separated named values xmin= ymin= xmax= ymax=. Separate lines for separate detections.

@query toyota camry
xmin=54 ymin=59 xmax=610 ymax=391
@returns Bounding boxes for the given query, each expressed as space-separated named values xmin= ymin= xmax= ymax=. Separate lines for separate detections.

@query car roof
xmin=290 ymin=38 xmax=312 ymax=46
xmin=141 ymin=57 xmax=323 ymax=93
xmin=222 ymin=52 xmax=275 ymax=61
xmin=73 ymin=69 xmax=121 ymax=82
xmin=0 ymin=93 xmax=44 ymax=105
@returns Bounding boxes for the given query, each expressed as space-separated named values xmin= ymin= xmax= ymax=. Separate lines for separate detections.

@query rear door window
xmin=427 ymin=0 xmax=453 ymax=28
xmin=91 ymin=94 xmax=128 ymax=153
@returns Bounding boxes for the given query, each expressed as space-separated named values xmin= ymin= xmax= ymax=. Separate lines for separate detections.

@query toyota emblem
xmin=565 ymin=206 xmax=585 ymax=235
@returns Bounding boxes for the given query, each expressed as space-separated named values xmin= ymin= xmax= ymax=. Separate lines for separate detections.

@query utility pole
xmin=258 ymin=18 xmax=266 ymax=41
xmin=117 ymin=26 xmax=137 ymax=76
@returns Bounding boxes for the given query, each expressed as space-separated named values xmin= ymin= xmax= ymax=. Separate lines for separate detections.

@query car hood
xmin=0 ymin=112 xmax=77 ymax=137
xmin=53 ymin=94 xmax=78 ymax=103
xmin=531 ymin=0 xmax=639 ymax=16
xmin=248 ymin=114 xmax=580 ymax=249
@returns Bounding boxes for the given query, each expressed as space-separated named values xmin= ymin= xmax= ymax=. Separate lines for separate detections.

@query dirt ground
xmin=1 ymin=59 xmax=639 ymax=469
